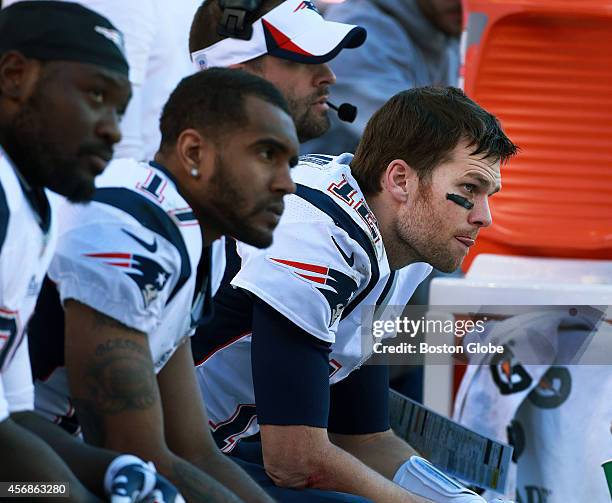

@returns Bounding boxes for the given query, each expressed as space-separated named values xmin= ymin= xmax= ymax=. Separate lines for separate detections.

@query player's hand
xmin=105 ymin=454 xmax=185 ymax=502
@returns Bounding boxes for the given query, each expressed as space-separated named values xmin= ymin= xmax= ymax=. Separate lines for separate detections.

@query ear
xmin=0 ymin=51 xmax=40 ymax=102
xmin=175 ymin=128 xmax=215 ymax=180
xmin=381 ymin=159 xmax=418 ymax=203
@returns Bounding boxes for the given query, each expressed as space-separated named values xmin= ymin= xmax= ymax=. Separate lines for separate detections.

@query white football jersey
xmin=0 ymin=147 xmax=56 ymax=421
xmin=31 ymin=159 xmax=206 ymax=429
xmin=197 ymin=153 xmax=432 ymax=452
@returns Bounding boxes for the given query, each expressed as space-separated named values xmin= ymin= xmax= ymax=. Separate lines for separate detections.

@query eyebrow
xmin=252 ymin=137 xmax=294 ymax=153
xmin=464 ymin=173 xmax=500 ymax=195
xmin=251 ymin=137 xmax=299 ymax=166
xmin=90 ymin=69 xmax=127 ymax=89
xmin=90 ymin=69 xmax=132 ymax=103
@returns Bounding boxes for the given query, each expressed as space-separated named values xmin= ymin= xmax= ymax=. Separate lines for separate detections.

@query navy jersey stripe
xmin=174 ymin=210 xmax=197 ymax=222
xmin=0 ymin=180 xmax=9 ymax=255
xmin=192 ymin=238 xmax=252 ymax=364
xmin=93 ymin=188 xmax=190 ymax=303
xmin=29 ymin=277 xmax=66 ymax=380
xmin=294 ymin=184 xmax=379 ymax=320
xmin=375 ymin=271 xmax=396 ymax=307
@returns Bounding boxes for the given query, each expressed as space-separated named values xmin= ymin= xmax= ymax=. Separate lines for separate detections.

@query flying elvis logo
xmin=84 ymin=229 xmax=171 ymax=309
xmin=94 ymin=26 xmax=125 ymax=52
xmin=268 ymin=257 xmax=358 ymax=326
xmin=293 ymin=1 xmax=319 ymax=13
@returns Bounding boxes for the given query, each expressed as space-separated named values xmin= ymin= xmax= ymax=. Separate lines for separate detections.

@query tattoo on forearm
xmin=85 ymin=354 xmax=158 ymax=413
xmin=94 ymin=338 xmax=148 ymax=357
xmin=73 ymin=335 xmax=159 ymax=445
xmin=172 ymin=459 xmax=240 ymax=503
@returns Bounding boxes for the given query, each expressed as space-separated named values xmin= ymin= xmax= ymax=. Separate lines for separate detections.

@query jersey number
xmin=136 ymin=171 xmax=167 ymax=202
xmin=328 ymin=176 xmax=380 ymax=243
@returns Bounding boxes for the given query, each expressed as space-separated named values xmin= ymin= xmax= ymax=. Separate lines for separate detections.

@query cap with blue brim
xmin=191 ymin=0 xmax=366 ymax=70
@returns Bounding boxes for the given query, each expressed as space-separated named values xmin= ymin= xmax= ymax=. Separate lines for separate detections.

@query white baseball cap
xmin=191 ymin=0 xmax=367 ymax=70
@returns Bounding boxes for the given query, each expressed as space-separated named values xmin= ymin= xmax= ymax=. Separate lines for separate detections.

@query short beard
xmin=205 ymin=154 xmax=276 ymax=249
xmin=394 ymin=183 xmax=462 ymax=273
xmin=4 ymin=81 xmax=95 ymax=203
xmin=287 ymin=93 xmax=331 ymax=143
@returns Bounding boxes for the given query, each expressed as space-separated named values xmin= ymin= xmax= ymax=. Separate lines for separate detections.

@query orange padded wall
xmin=462 ymin=0 xmax=612 ymax=270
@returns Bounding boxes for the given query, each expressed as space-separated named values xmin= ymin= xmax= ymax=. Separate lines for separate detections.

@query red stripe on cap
xmin=270 ymin=258 xmax=327 ymax=274
xmin=262 ymin=19 xmax=313 ymax=56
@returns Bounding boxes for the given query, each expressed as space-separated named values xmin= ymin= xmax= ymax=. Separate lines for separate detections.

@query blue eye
xmin=463 ymin=183 xmax=476 ymax=193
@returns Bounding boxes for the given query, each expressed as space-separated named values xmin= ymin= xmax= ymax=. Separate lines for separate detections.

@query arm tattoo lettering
xmin=72 ymin=320 xmax=159 ymax=445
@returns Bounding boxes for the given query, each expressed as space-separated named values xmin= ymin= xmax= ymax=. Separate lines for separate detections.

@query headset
xmin=217 ymin=0 xmax=260 ymax=40
xmin=218 ymin=0 xmax=358 ymax=123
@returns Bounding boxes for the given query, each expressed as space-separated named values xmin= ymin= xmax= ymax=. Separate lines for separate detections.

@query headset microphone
xmin=326 ymin=101 xmax=357 ymax=123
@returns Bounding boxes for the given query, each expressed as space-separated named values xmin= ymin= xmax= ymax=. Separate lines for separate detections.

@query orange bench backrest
xmin=462 ymin=0 xmax=612 ymax=270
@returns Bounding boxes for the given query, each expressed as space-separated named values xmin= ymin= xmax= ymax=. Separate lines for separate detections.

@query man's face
xmin=417 ymin=0 xmax=463 ymax=37
xmin=198 ymin=95 xmax=299 ymax=248
xmin=395 ymin=140 xmax=501 ymax=272
xmin=251 ymin=56 xmax=336 ymax=143
xmin=5 ymin=60 xmax=131 ymax=202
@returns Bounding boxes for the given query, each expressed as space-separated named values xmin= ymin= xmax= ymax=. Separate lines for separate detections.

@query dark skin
xmin=156 ymin=95 xmax=299 ymax=248
xmin=63 ymin=97 xmax=298 ymax=502
xmin=0 ymin=415 xmax=102 ymax=503
xmin=65 ymin=303 xmax=243 ymax=503
xmin=0 ymin=52 xmax=131 ymax=202
xmin=0 ymin=51 xmax=131 ymax=499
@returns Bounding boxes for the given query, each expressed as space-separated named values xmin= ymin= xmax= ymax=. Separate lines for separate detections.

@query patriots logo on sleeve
xmin=293 ymin=0 xmax=319 ymax=13
xmin=268 ymin=257 xmax=358 ymax=326
xmin=84 ymin=251 xmax=171 ymax=309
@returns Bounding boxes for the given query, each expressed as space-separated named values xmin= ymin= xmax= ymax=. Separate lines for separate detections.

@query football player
xmin=0 ymin=2 xmax=182 ymax=501
xmin=192 ymin=87 xmax=518 ymax=502
xmin=28 ymin=67 xmax=298 ymax=502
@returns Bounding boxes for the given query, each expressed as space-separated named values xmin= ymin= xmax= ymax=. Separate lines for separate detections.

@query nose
xmin=468 ymin=197 xmax=493 ymax=228
xmin=273 ymin=165 xmax=296 ymax=196
xmin=312 ymin=63 xmax=336 ymax=87
xmin=96 ymin=108 xmax=122 ymax=146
